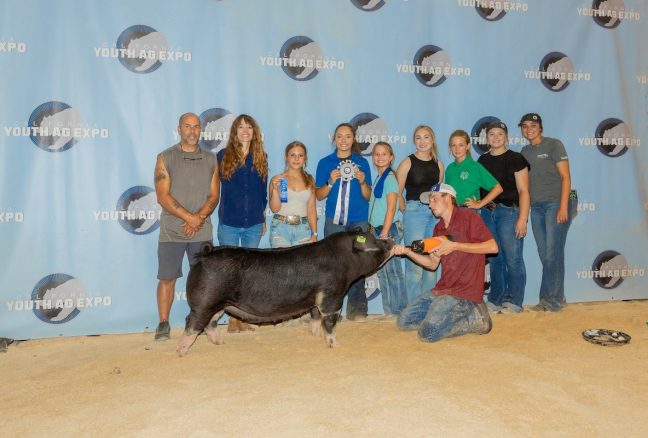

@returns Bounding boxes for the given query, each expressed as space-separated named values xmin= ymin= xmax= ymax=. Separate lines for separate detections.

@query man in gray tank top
xmin=153 ymin=113 xmax=220 ymax=340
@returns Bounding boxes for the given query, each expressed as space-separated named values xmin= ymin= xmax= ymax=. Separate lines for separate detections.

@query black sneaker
xmin=529 ymin=303 xmax=548 ymax=312
xmin=154 ymin=321 xmax=171 ymax=341
xmin=346 ymin=314 xmax=367 ymax=323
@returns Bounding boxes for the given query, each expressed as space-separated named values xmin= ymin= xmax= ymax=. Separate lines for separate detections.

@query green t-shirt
xmin=369 ymin=172 xmax=400 ymax=228
xmin=445 ymin=155 xmax=498 ymax=205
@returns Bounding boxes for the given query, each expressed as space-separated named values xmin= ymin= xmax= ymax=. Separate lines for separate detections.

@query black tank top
xmin=404 ymin=154 xmax=440 ymax=201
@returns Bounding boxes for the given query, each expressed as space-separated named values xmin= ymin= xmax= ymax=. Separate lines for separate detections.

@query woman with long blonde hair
xmin=395 ymin=125 xmax=444 ymax=305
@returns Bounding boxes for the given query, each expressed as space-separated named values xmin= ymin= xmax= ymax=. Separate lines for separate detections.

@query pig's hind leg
xmin=204 ymin=310 xmax=225 ymax=344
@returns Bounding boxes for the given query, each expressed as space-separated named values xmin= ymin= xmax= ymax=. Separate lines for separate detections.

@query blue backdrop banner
xmin=1 ymin=0 xmax=647 ymax=339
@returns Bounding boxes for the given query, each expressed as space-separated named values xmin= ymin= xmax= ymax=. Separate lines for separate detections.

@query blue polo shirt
xmin=217 ymin=150 xmax=267 ymax=228
xmin=315 ymin=151 xmax=372 ymax=223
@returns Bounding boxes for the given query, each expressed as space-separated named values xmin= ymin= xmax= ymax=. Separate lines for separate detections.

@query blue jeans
xmin=217 ymin=223 xmax=264 ymax=248
xmin=480 ymin=205 xmax=526 ymax=308
xmin=403 ymin=200 xmax=438 ymax=304
xmin=397 ymin=293 xmax=491 ymax=342
xmin=324 ymin=218 xmax=369 ymax=319
xmin=529 ymin=199 xmax=575 ymax=311
xmin=375 ymin=224 xmax=406 ymax=315
xmin=269 ymin=218 xmax=311 ymax=248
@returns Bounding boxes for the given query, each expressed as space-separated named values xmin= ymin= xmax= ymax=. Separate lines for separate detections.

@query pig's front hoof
xmin=176 ymin=333 xmax=198 ymax=357
xmin=325 ymin=335 xmax=338 ymax=348
xmin=176 ymin=344 xmax=189 ymax=357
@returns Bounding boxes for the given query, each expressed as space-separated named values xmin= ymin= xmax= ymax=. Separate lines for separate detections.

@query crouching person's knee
xmin=417 ymin=321 xmax=445 ymax=343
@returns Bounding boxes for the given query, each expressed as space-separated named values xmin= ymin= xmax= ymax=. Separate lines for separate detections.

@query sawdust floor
xmin=2 ymin=300 xmax=647 ymax=437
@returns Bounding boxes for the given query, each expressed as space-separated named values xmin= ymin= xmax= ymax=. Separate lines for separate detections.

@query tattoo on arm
xmin=172 ymin=201 xmax=179 ymax=210
xmin=207 ymin=200 xmax=216 ymax=210
xmin=154 ymin=169 xmax=167 ymax=183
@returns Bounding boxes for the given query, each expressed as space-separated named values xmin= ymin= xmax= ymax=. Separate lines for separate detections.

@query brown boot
xmin=237 ymin=320 xmax=255 ymax=332
xmin=227 ymin=317 xmax=240 ymax=333
xmin=227 ymin=317 xmax=255 ymax=333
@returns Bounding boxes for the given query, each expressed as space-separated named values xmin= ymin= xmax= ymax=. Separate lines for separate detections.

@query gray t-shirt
xmin=520 ymin=137 xmax=568 ymax=203
xmin=158 ymin=144 xmax=217 ymax=243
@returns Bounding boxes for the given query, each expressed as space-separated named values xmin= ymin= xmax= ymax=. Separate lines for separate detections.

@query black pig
xmin=176 ymin=229 xmax=394 ymax=356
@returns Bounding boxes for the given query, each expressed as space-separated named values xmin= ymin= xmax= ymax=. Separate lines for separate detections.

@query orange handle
xmin=420 ymin=237 xmax=444 ymax=253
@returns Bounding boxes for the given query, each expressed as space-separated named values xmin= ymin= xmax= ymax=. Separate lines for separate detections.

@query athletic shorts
xmin=157 ymin=241 xmax=211 ymax=280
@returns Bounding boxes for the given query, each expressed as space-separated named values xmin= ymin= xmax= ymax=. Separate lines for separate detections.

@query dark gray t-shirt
xmin=520 ymin=137 xmax=568 ymax=203
xmin=159 ymin=144 xmax=217 ymax=242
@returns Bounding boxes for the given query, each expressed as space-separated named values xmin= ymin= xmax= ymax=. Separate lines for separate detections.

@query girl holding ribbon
xmin=315 ymin=123 xmax=372 ymax=321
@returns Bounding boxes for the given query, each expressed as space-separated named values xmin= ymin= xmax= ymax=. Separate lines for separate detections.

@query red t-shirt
xmin=432 ymin=207 xmax=493 ymax=303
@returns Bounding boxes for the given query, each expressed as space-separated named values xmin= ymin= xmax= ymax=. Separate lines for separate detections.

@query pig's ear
xmin=353 ymin=233 xmax=381 ymax=253
xmin=352 ymin=234 xmax=368 ymax=252
xmin=199 ymin=242 xmax=213 ymax=255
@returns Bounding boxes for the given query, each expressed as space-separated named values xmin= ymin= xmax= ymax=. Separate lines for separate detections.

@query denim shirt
xmin=217 ymin=150 xmax=267 ymax=228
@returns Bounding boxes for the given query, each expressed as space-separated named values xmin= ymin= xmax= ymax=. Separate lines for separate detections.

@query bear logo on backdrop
xmin=116 ymin=186 xmax=162 ymax=235
xmin=199 ymin=108 xmax=235 ymax=153
xmin=350 ymin=113 xmax=389 ymax=156
xmin=28 ymin=101 xmax=84 ymax=152
xmin=115 ymin=25 xmax=174 ymax=74
xmin=592 ymin=0 xmax=625 ymax=28
xmin=539 ymin=52 xmax=575 ymax=92
xmin=280 ymin=36 xmax=324 ymax=81
xmin=594 ymin=118 xmax=633 ymax=158
xmin=94 ymin=25 xmax=191 ymax=72
xmin=413 ymin=45 xmax=450 ymax=87
xmin=350 ymin=0 xmax=386 ymax=11
xmin=31 ymin=274 xmax=87 ymax=324
xmin=591 ymin=250 xmax=629 ymax=289
xmin=471 ymin=116 xmax=500 ymax=155
xmin=475 ymin=5 xmax=507 ymax=21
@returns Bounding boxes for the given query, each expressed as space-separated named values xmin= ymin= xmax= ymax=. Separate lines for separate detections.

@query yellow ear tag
xmin=356 ymin=236 xmax=366 ymax=243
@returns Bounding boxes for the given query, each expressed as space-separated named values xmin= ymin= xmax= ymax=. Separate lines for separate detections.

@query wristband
xmin=311 ymin=231 xmax=318 ymax=237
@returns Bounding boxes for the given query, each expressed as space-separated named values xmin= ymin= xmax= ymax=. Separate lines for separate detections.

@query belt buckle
xmin=285 ymin=215 xmax=301 ymax=225
xmin=485 ymin=202 xmax=497 ymax=212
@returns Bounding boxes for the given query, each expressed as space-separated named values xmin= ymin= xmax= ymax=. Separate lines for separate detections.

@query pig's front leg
xmin=322 ymin=312 xmax=340 ymax=348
